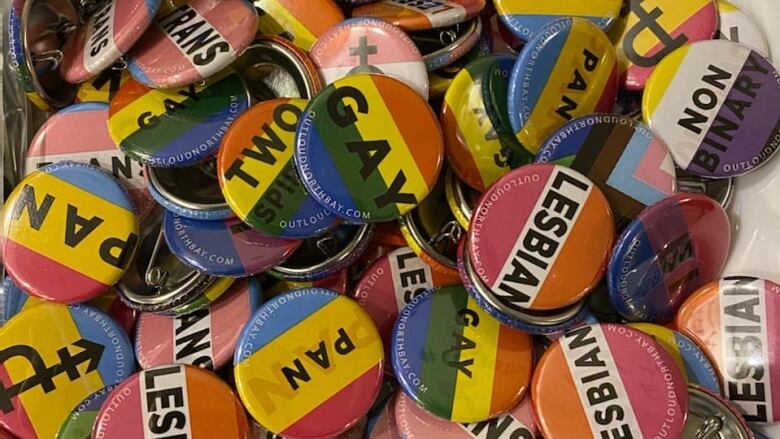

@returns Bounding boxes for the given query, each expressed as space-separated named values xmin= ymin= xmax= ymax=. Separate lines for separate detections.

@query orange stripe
xmin=533 ymin=345 xmax=593 ymax=436
xmin=490 ymin=327 xmax=533 ymax=413
xmin=275 ymin=0 xmax=344 ymax=36
xmin=109 ymin=79 xmax=148 ymax=114
xmin=186 ymin=370 xmax=249 ymax=437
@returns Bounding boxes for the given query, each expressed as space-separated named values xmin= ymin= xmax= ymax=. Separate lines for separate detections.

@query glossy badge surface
xmin=310 ymin=18 xmax=429 ymax=98
xmin=0 ymin=304 xmax=134 ymax=439
xmin=218 ymin=98 xmax=339 ymax=238
xmin=75 ymin=68 xmax=130 ymax=104
xmin=127 ymin=0 xmax=257 ymax=88
xmin=108 ymin=70 xmax=250 ymax=167
xmin=295 ymin=74 xmax=444 ymax=223
xmin=717 ymin=0 xmax=770 ymax=56
xmin=392 ymin=285 xmax=533 ymax=422
xmin=608 ymin=193 xmax=731 ymax=322
xmin=55 ymin=385 xmax=117 ymax=439
xmin=352 ymin=0 xmax=486 ymax=31
xmin=162 ymin=211 xmax=301 ymax=276
xmin=535 ymin=113 xmax=676 ymax=226
xmin=533 ymin=323 xmax=688 ymax=438
xmin=508 ymin=18 xmax=618 ymax=154
xmin=255 ymin=0 xmax=345 ymax=51
xmin=3 ymin=162 xmax=139 ymax=303
xmin=468 ymin=164 xmax=615 ymax=311
xmin=60 ymin=0 xmax=161 ymax=84
xmin=643 ymin=40 xmax=780 ymax=178
xmin=135 ymin=278 xmax=261 ymax=370
xmin=25 ymin=102 xmax=154 ymax=219
xmin=92 ymin=365 xmax=250 ymax=438
xmin=676 ymin=277 xmax=780 ymax=424
xmin=614 ymin=0 xmax=718 ymax=90
xmin=494 ymin=0 xmax=621 ymax=41
xmin=234 ymin=288 xmax=383 ymax=438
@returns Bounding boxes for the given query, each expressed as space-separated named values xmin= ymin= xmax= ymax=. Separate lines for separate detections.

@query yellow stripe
xmin=450 ymin=297 xmax=499 ymax=422
xmin=203 ymin=277 xmax=235 ymax=301
xmin=234 ymin=298 xmax=383 ymax=432
xmin=351 ymin=75 xmax=429 ymax=212
xmin=619 ymin=0 xmax=712 ymax=56
xmin=519 ymin=20 xmax=617 ymax=152
xmin=108 ymin=81 xmax=209 ymax=143
xmin=629 ymin=323 xmax=687 ymax=377
xmin=500 ymin=0 xmax=621 ymax=16
xmin=717 ymin=0 xmax=739 ymax=13
xmin=642 ymin=44 xmax=689 ymax=120
xmin=445 ymin=70 xmax=506 ymax=188
xmin=3 ymin=304 xmax=106 ymax=438
xmin=4 ymin=173 xmax=138 ymax=284
xmin=255 ymin=2 xmax=317 ymax=50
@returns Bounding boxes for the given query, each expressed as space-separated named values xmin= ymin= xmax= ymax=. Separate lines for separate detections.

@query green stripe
xmin=419 ymin=288 xmax=469 ymax=419
xmin=122 ymin=73 xmax=244 ymax=156
xmin=248 ymin=161 xmax=309 ymax=235
xmin=314 ymin=99 xmax=399 ymax=218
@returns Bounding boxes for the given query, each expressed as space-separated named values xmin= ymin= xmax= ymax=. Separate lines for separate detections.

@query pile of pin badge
xmin=1 ymin=0 xmax=780 ymax=437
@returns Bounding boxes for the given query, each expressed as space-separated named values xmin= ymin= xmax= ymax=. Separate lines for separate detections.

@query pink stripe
xmin=134 ymin=312 xmax=175 ymax=368
xmin=764 ymin=280 xmax=780 ymax=419
xmin=633 ymin=138 xmax=675 ymax=193
xmin=191 ymin=0 xmax=257 ymax=48
xmin=209 ymin=282 xmax=253 ymax=362
xmin=27 ymin=106 xmax=115 ymax=156
xmin=113 ymin=0 xmax=155 ymax=52
xmin=93 ymin=378 xmax=145 ymax=437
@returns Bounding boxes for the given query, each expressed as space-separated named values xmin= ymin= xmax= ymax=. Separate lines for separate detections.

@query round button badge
xmin=607 ymin=193 xmax=731 ymax=323
xmin=295 ymin=74 xmax=444 ymax=223
xmin=135 ymin=278 xmax=261 ymax=370
xmin=127 ymin=0 xmax=257 ymax=88
xmin=0 ymin=303 xmax=135 ymax=439
xmin=716 ymin=1 xmax=770 ymax=56
xmin=92 ymin=365 xmax=250 ymax=438
xmin=352 ymin=0 xmax=486 ymax=31
xmin=532 ymin=323 xmax=688 ymax=439
xmin=108 ymin=70 xmax=250 ymax=168
xmin=508 ymin=18 xmax=618 ymax=155
xmin=218 ymin=98 xmax=339 ymax=238
xmin=3 ymin=162 xmax=139 ymax=303
xmin=60 ymin=0 xmax=160 ymax=84
xmin=614 ymin=0 xmax=718 ymax=90
xmin=25 ymin=102 xmax=154 ymax=219
xmin=234 ymin=288 xmax=384 ymax=438
xmin=494 ymin=0 xmax=622 ymax=41
xmin=676 ymin=277 xmax=780 ymax=425
xmin=162 ymin=211 xmax=301 ymax=277
xmin=467 ymin=164 xmax=615 ymax=311
xmin=310 ymin=18 xmax=429 ymax=98
xmin=55 ymin=385 xmax=117 ymax=439
xmin=255 ymin=0 xmax=345 ymax=51
xmin=392 ymin=285 xmax=533 ymax=422
xmin=643 ymin=40 xmax=780 ymax=178
xmin=535 ymin=114 xmax=677 ymax=226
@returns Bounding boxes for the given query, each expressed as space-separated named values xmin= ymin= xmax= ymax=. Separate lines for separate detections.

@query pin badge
xmin=55 ymin=385 xmax=118 ymax=439
xmin=255 ymin=0 xmax=345 ymax=51
xmin=127 ymin=0 xmax=257 ymax=88
xmin=92 ymin=365 xmax=250 ymax=438
xmin=234 ymin=288 xmax=384 ymax=438
xmin=467 ymin=164 xmax=615 ymax=311
xmin=607 ymin=193 xmax=731 ymax=322
xmin=614 ymin=0 xmax=718 ymax=90
xmin=392 ymin=285 xmax=533 ymax=422
xmin=411 ymin=18 xmax=483 ymax=71
xmin=232 ymin=36 xmax=323 ymax=102
xmin=532 ymin=323 xmax=688 ymax=438
xmin=75 ymin=67 xmax=130 ymax=104
xmin=676 ymin=277 xmax=780 ymax=425
xmin=7 ymin=0 xmax=79 ymax=109
xmin=629 ymin=323 xmax=720 ymax=393
xmin=716 ymin=1 xmax=770 ymax=57
xmin=26 ymin=102 xmax=155 ymax=219
xmin=310 ymin=18 xmax=429 ymax=98
xmin=60 ymin=0 xmax=161 ymax=84
xmin=442 ymin=54 xmax=516 ymax=192
xmin=643 ymin=40 xmax=780 ymax=178
xmin=0 ymin=304 xmax=135 ymax=439
xmin=352 ymin=0 xmax=486 ymax=31
xmin=294 ymin=74 xmax=444 ymax=222
xmin=685 ymin=385 xmax=754 ymax=439
xmin=270 ymin=224 xmax=374 ymax=281
xmin=3 ymin=162 xmax=139 ymax=303
xmin=135 ymin=278 xmax=261 ymax=370
xmin=163 ymin=211 xmax=301 ymax=277
xmin=508 ymin=18 xmax=618 ymax=155
xmin=108 ymin=70 xmax=250 ymax=168
xmin=494 ymin=0 xmax=621 ymax=41
xmin=535 ymin=114 xmax=677 ymax=227
xmin=218 ymin=99 xmax=339 ymax=238
xmin=146 ymin=160 xmax=234 ymax=220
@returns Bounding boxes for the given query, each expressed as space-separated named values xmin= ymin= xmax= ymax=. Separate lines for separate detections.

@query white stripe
xmin=173 ymin=308 xmax=215 ymax=368
xmin=385 ymin=0 xmax=467 ymax=28
xmin=25 ymin=149 xmax=146 ymax=190
xmin=141 ymin=366 xmax=193 ymax=439
xmin=84 ymin=1 xmax=121 ymax=75
xmin=389 ymin=248 xmax=433 ymax=311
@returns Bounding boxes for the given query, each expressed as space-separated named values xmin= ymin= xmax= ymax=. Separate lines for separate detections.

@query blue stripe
xmin=59 ymin=102 xmax=109 ymax=114
xmin=504 ymin=14 xmax=612 ymax=38
xmin=144 ymin=0 xmax=161 ymax=17
xmin=69 ymin=304 xmax=135 ymax=386
xmin=45 ymin=162 xmax=134 ymax=212
xmin=675 ymin=332 xmax=721 ymax=393
xmin=235 ymin=288 xmax=339 ymax=360
xmin=287 ymin=197 xmax=338 ymax=238
xmin=127 ymin=58 xmax=156 ymax=88
xmin=606 ymin=131 xmax=669 ymax=205
xmin=535 ymin=121 xmax=593 ymax=163
xmin=162 ymin=212 xmax=243 ymax=276
xmin=391 ymin=290 xmax=433 ymax=387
